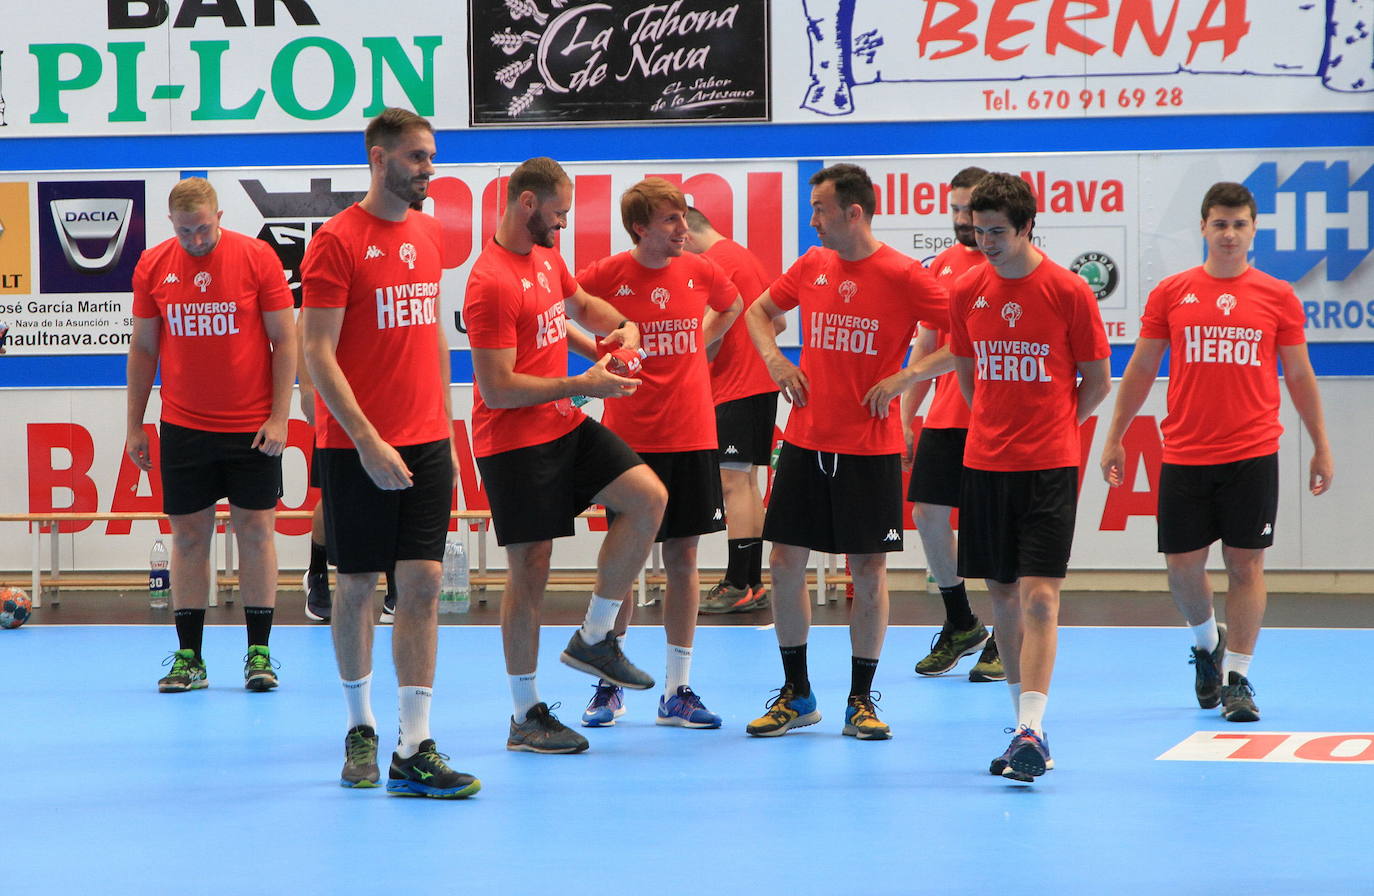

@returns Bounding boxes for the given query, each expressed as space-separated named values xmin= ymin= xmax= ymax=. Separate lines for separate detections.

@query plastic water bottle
xmin=440 ymin=539 xmax=470 ymax=615
xmin=148 ymin=539 xmax=170 ymax=610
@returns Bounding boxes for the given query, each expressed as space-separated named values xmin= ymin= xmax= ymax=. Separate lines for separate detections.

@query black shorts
xmin=309 ymin=439 xmax=321 ymax=490
xmin=477 ymin=417 xmax=643 ymax=547
xmin=1157 ymin=453 xmax=1278 ymax=554
xmin=159 ymin=421 xmax=283 ymax=516
xmin=609 ymin=449 xmax=725 ymax=543
xmin=317 ymin=439 xmax=452 ymax=574
xmin=959 ymin=466 xmax=1079 ymax=584
xmin=716 ymin=391 xmax=778 ymax=467
xmin=907 ymin=427 xmax=967 ymax=506
xmin=762 ymin=442 xmax=904 ymax=554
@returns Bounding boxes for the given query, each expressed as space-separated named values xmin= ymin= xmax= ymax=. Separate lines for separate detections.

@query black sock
xmin=245 ymin=606 xmax=274 ymax=647
xmin=308 ymin=540 xmax=328 ymax=576
xmin=780 ymin=644 xmax=810 ymax=697
xmin=384 ymin=565 xmax=398 ymax=601
xmin=939 ymin=581 xmax=977 ymax=630
xmin=747 ymin=539 xmax=765 ymax=590
xmin=850 ymin=656 xmax=879 ymax=698
xmin=725 ymin=539 xmax=754 ymax=589
xmin=173 ymin=608 xmax=206 ymax=659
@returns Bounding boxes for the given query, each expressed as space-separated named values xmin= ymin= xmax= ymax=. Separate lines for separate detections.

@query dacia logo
xmin=1244 ymin=160 xmax=1373 ymax=282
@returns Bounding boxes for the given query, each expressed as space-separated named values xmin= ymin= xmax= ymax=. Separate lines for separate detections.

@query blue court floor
xmin=3 ymin=623 xmax=1371 ymax=895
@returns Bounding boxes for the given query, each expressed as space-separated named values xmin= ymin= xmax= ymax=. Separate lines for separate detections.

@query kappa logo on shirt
xmin=193 ymin=272 xmax=212 ymax=293
xmin=615 ymin=284 xmax=635 ymax=297
xmin=520 ymin=278 xmax=533 ymax=290
xmin=1216 ymin=293 xmax=1237 ymax=316
xmin=813 ymin=274 xmax=829 ymax=286
xmin=163 ymin=272 xmax=179 ymax=284
xmin=364 ymin=245 xmax=384 ymax=260
xmin=940 ymin=265 xmax=953 ymax=276
xmin=1001 ymin=302 xmax=1024 ymax=328
xmin=651 ymin=287 xmax=670 ymax=309
xmin=838 ymin=280 xmax=858 ymax=303
xmin=1180 ymin=293 xmax=1200 ymax=305
xmin=973 ymin=296 xmax=990 ymax=310
xmin=398 ymin=242 xmax=417 ymax=270
xmin=882 ymin=529 xmax=900 ymax=542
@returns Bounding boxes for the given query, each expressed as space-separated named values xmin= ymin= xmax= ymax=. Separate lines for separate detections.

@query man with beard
xmin=902 ymin=166 xmax=1004 ymax=683
xmin=465 ymin=157 xmax=667 ymax=754
xmin=301 ymin=108 xmax=479 ymax=798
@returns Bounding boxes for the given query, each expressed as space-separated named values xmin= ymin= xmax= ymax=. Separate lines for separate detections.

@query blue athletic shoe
xmin=581 ymin=680 xmax=625 ymax=728
xmin=1000 ymin=727 xmax=1053 ymax=783
xmin=990 ymin=727 xmax=1055 ymax=778
xmin=656 ymin=685 xmax=722 ymax=729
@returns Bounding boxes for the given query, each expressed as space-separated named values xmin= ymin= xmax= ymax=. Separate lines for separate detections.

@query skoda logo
xmin=1070 ymin=251 xmax=1119 ymax=301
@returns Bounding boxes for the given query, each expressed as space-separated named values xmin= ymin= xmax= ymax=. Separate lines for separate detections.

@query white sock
xmin=396 ymin=686 xmax=432 ymax=758
xmin=580 ymin=594 xmax=622 ymax=644
xmin=341 ymin=673 xmax=376 ymax=730
xmin=509 ymin=672 xmax=540 ymax=722
xmin=1223 ymin=650 xmax=1253 ymax=682
xmin=1190 ymin=616 xmax=1220 ymax=653
xmin=1018 ymin=690 xmax=1049 ymax=734
xmin=1007 ymin=681 xmax=1022 ymax=720
xmin=665 ymin=644 xmax=693 ymax=696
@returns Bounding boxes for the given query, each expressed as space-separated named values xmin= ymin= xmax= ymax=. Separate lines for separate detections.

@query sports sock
xmin=244 ymin=605 xmax=274 ymax=647
xmin=173 ymin=607 xmax=206 ymax=660
xmin=725 ymin=539 xmax=754 ymax=589
xmin=1223 ymin=650 xmax=1253 ymax=682
xmin=396 ymin=686 xmax=432 ymax=758
xmin=341 ymin=672 xmax=377 ymax=730
xmin=580 ymin=594 xmax=622 ymax=644
xmin=384 ymin=565 xmax=397 ymax=602
xmin=1190 ymin=616 xmax=1220 ymax=653
xmin=509 ymin=673 xmax=540 ymax=722
xmin=1007 ymin=681 xmax=1022 ymax=719
xmin=666 ymin=644 xmax=693 ymax=696
xmin=938 ymin=581 xmax=977 ymax=630
xmin=780 ymin=643 xmax=810 ymax=697
xmin=747 ymin=539 xmax=765 ymax=590
xmin=308 ymin=540 xmax=328 ymax=576
xmin=1018 ymin=690 xmax=1048 ymax=734
xmin=850 ymin=656 xmax=879 ymax=698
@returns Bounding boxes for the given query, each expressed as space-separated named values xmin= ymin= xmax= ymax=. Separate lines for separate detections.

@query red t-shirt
xmin=768 ymin=244 xmax=949 ymax=455
xmin=301 ymin=205 xmax=449 ymax=449
xmin=132 ymin=230 xmax=292 ymax=432
xmin=1140 ymin=265 xmax=1306 ymax=465
xmin=704 ymin=239 xmax=777 ymax=405
xmin=950 ymin=255 xmax=1110 ymax=472
xmin=464 ymin=239 xmax=582 ymax=457
xmin=578 ymin=251 xmax=737 ymax=453
xmin=920 ymin=243 xmax=985 ymax=430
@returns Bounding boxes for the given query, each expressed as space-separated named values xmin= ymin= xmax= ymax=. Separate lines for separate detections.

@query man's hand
xmin=862 ymin=371 xmax=908 ymax=419
xmin=126 ymin=428 xmax=153 ymax=472
xmin=1099 ymin=440 xmax=1126 ymax=487
xmin=602 ymin=320 xmax=641 ymax=354
xmin=578 ymin=356 xmax=641 ymax=399
xmin=358 ymin=436 xmax=414 ymax=490
xmin=1309 ymin=446 xmax=1334 ymax=496
xmin=767 ymin=355 xmax=808 ymax=407
xmin=251 ymin=417 xmax=288 ymax=456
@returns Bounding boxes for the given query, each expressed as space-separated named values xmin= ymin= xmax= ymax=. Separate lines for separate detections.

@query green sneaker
xmin=341 ymin=725 xmax=380 ymax=788
xmin=915 ymin=620 xmax=989 ymax=676
xmin=243 ymin=645 xmax=279 ymax=692
xmin=158 ymin=648 xmax=208 ymax=693
xmin=968 ymin=634 xmax=1006 ymax=682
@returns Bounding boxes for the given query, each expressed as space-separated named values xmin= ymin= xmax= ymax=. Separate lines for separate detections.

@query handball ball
xmin=0 ymin=587 xmax=32 ymax=629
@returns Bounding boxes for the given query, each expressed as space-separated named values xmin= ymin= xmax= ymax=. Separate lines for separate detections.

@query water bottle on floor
xmin=440 ymin=539 xmax=470 ymax=615
xmin=148 ymin=539 xmax=170 ymax=610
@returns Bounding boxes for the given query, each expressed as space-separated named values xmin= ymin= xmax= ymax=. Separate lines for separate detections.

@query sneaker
xmin=303 ymin=571 xmax=331 ymax=622
xmin=1220 ymin=671 xmax=1260 ymax=722
xmin=990 ymin=727 xmax=1055 ymax=777
xmin=507 ymin=702 xmax=590 ymax=754
xmin=699 ymin=580 xmax=752 ymax=614
xmin=560 ymin=630 xmax=655 ymax=690
xmin=158 ymin=648 xmax=208 ymax=693
xmin=581 ymin=680 xmax=625 ymax=728
xmin=243 ymin=644 xmax=279 ymax=692
xmin=340 ymin=725 xmax=380 ymax=788
xmin=915 ymin=619 xmax=990 ymax=676
xmin=968 ymin=634 xmax=1006 ymax=682
xmin=743 ymin=585 xmax=771 ymax=612
xmin=842 ymin=692 xmax=892 ymax=740
xmin=745 ymin=684 xmax=821 ymax=737
xmin=1190 ymin=622 xmax=1228 ymax=709
xmin=657 ymin=685 xmax=722 ymax=729
xmin=378 ymin=590 xmax=396 ymax=625
xmin=386 ymin=739 xmax=481 ymax=799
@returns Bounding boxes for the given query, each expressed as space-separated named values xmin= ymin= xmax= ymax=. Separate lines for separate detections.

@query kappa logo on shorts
xmin=723 ymin=445 xmax=740 ymax=455
xmin=1261 ymin=523 xmax=1273 ymax=536
xmin=813 ymin=274 xmax=829 ymax=286
xmin=713 ymin=508 xmax=723 ymax=521
xmin=364 ymin=245 xmax=384 ymax=260
xmin=163 ymin=272 xmax=179 ymax=284
xmin=1180 ymin=293 xmax=1200 ymax=305
xmin=615 ymin=284 xmax=635 ymax=296
xmin=1216 ymin=293 xmax=1238 ymax=316
xmin=882 ymin=529 xmax=900 ymax=542
xmin=973 ymin=296 xmax=989 ymax=310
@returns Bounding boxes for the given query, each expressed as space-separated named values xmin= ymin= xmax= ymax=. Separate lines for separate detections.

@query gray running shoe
xmin=1190 ymin=622 xmax=1227 ymax=709
xmin=303 ymin=571 xmax=330 ymax=622
xmin=341 ymin=725 xmax=380 ymax=788
xmin=507 ymin=702 xmax=590 ymax=754
xmin=1220 ymin=671 xmax=1260 ymax=723
xmin=560 ymin=630 xmax=655 ymax=690
xmin=699 ymin=580 xmax=751 ymax=614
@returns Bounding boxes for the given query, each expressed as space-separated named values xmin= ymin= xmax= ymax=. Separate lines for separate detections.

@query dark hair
xmin=1200 ymin=182 xmax=1257 ymax=221
xmin=363 ymin=107 xmax=433 ymax=156
xmin=685 ymin=206 xmax=712 ymax=232
xmin=950 ymin=166 xmax=989 ymax=190
xmin=507 ymin=156 xmax=570 ymax=203
xmin=809 ymin=163 xmax=876 ymax=219
xmin=620 ymin=178 xmax=687 ymax=244
xmin=970 ymin=172 xmax=1037 ymax=233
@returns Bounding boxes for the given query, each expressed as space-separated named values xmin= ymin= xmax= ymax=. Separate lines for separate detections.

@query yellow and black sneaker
xmin=842 ymin=692 xmax=892 ymax=740
xmin=745 ymin=684 xmax=821 ymax=737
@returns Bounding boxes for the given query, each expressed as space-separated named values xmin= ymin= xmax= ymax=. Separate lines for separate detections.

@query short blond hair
xmin=168 ymin=177 xmax=218 ymax=214
xmin=621 ymin=178 xmax=687 ymax=244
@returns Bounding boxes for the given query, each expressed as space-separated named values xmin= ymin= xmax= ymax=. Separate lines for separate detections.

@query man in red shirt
xmin=465 ymin=157 xmax=668 ymax=754
xmin=744 ymin=163 xmax=951 ymax=741
xmin=684 ymin=206 xmax=779 ymax=615
xmin=301 ymin=108 xmax=478 ymax=799
xmin=1100 ymin=181 xmax=1333 ymax=724
xmin=126 ymin=177 xmax=295 ymax=696
xmin=901 ymin=165 xmax=1004 ymax=683
xmin=950 ymin=173 xmax=1111 ymax=783
xmin=574 ymin=179 xmax=741 ymax=730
